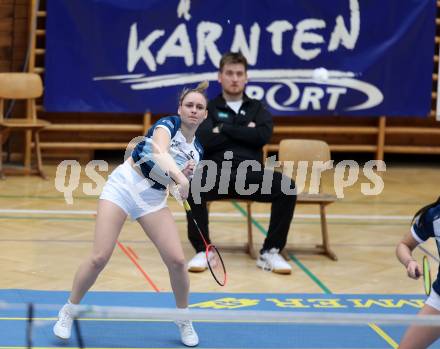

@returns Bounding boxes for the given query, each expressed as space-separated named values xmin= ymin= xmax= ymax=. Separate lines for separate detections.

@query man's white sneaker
xmin=175 ymin=320 xmax=199 ymax=347
xmin=187 ymin=251 xmax=207 ymax=272
xmin=256 ymin=248 xmax=292 ymax=274
xmin=53 ymin=303 xmax=74 ymax=340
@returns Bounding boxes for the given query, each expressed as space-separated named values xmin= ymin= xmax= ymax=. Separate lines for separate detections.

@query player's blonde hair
xmin=179 ymin=81 xmax=209 ymax=107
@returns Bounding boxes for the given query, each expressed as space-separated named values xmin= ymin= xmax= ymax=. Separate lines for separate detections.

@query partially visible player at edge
xmin=53 ymin=81 xmax=209 ymax=347
xmin=396 ymin=196 xmax=440 ymax=349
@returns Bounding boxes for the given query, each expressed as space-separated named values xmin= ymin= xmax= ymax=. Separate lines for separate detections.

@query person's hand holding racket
xmin=170 ymin=160 xmax=195 ymax=203
xmin=183 ymin=200 xmax=227 ymax=286
xmin=170 ymin=173 xmax=190 ymax=203
xmin=407 ymin=258 xmax=422 ymax=279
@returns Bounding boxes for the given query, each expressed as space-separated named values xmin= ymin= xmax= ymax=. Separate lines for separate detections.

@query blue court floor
xmin=0 ymin=289 xmax=438 ymax=349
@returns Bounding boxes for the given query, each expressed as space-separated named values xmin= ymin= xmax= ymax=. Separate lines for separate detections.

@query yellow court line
xmin=368 ymin=323 xmax=398 ymax=349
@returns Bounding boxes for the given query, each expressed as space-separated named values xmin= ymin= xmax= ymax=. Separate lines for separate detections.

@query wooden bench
xmin=264 ymin=116 xmax=387 ymax=160
xmin=39 ymin=112 xmax=152 ymax=155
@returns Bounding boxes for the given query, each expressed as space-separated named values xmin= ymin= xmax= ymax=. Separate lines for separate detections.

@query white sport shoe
xmin=187 ymin=251 xmax=207 ymax=272
xmin=256 ymin=248 xmax=292 ymax=274
xmin=175 ymin=320 xmax=199 ymax=347
xmin=53 ymin=303 xmax=74 ymax=340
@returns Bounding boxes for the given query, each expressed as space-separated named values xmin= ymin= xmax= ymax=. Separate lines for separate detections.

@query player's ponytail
xmin=179 ymin=81 xmax=209 ymax=106
xmin=411 ymin=196 xmax=440 ymax=227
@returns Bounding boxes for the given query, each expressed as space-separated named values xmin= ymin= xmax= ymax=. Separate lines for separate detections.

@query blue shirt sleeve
xmin=411 ymin=211 xmax=435 ymax=243
xmin=131 ymin=116 xmax=182 ymax=190
xmin=147 ymin=115 xmax=180 ymax=138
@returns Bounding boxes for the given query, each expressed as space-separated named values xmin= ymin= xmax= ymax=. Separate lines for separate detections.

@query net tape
xmin=2 ymin=301 xmax=440 ymax=326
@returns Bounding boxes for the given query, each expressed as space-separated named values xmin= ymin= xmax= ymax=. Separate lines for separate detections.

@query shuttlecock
xmin=312 ymin=67 xmax=329 ymax=82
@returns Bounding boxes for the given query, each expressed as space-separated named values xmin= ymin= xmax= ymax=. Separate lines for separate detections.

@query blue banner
xmin=44 ymin=0 xmax=436 ymax=116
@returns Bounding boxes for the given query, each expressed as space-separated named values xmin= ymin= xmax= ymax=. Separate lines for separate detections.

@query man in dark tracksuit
xmin=186 ymin=52 xmax=296 ymax=274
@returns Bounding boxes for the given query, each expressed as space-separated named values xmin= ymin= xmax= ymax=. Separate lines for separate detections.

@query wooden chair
xmin=0 ymin=73 xmax=50 ymax=179
xmin=207 ymin=139 xmax=338 ymax=261
xmin=278 ymin=139 xmax=337 ymax=260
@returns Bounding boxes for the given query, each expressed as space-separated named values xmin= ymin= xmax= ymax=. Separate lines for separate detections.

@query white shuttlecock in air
xmin=312 ymin=67 xmax=329 ymax=82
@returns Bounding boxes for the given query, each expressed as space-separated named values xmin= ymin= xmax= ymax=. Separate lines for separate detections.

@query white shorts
xmin=426 ymin=288 xmax=440 ymax=311
xmin=100 ymin=160 xmax=168 ymax=219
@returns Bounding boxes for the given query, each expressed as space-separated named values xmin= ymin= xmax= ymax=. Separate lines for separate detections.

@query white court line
xmin=0 ymin=208 xmax=413 ymax=221
xmin=0 ymin=209 xmax=97 ymax=215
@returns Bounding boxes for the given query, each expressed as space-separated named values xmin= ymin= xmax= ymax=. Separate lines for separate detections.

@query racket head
xmin=423 ymin=255 xmax=432 ymax=296
xmin=206 ymin=245 xmax=227 ymax=286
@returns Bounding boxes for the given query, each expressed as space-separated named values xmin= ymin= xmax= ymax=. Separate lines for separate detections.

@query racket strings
xmin=423 ymin=255 xmax=432 ymax=296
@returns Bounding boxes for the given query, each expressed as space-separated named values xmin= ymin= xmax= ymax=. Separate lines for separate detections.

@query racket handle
xmin=183 ymin=200 xmax=191 ymax=212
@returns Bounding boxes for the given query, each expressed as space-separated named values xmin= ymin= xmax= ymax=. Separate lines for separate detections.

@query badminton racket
xmin=183 ymin=200 xmax=227 ymax=286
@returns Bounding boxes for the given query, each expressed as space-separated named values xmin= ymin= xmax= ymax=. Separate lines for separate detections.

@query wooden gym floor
xmin=0 ymin=158 xmax=439 ymax=295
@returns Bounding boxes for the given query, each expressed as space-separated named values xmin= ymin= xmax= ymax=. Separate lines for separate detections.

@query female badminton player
xmin=53 ymin=81 xmax=209 ymax=347
xmin=396 ymin=196 xmax=440 ymax=349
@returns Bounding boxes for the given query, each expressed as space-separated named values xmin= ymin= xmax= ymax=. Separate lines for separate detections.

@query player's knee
xmin=166 ymin=256 xmax=187 ymax=272
xmin=89 ymin=254 xmax=110 ymax=271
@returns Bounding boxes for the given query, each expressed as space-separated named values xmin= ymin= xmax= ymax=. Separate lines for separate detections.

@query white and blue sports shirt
xmin=131 ymin=115 xmax=204 ymax=190
xmin=411 ymin=203 xmax=440 ymax=295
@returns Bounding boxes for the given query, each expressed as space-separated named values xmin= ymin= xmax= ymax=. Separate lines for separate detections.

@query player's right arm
xmin=396 ymin=232 xmax=422 ymax=279
xmin=151 ymin=128 xmax=189 ymax=198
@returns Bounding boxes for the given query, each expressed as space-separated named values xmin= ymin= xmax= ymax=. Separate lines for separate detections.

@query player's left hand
xmin=182 ymin=160 xmax=196 ymax=179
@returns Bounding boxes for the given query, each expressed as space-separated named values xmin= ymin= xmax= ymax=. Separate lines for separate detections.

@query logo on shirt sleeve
xmin=163 ymin=119 xmax=175 ymax=129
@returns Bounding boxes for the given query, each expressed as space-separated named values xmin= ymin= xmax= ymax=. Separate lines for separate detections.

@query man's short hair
xmin=219 ymin=52 xmax=248 ymax=72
